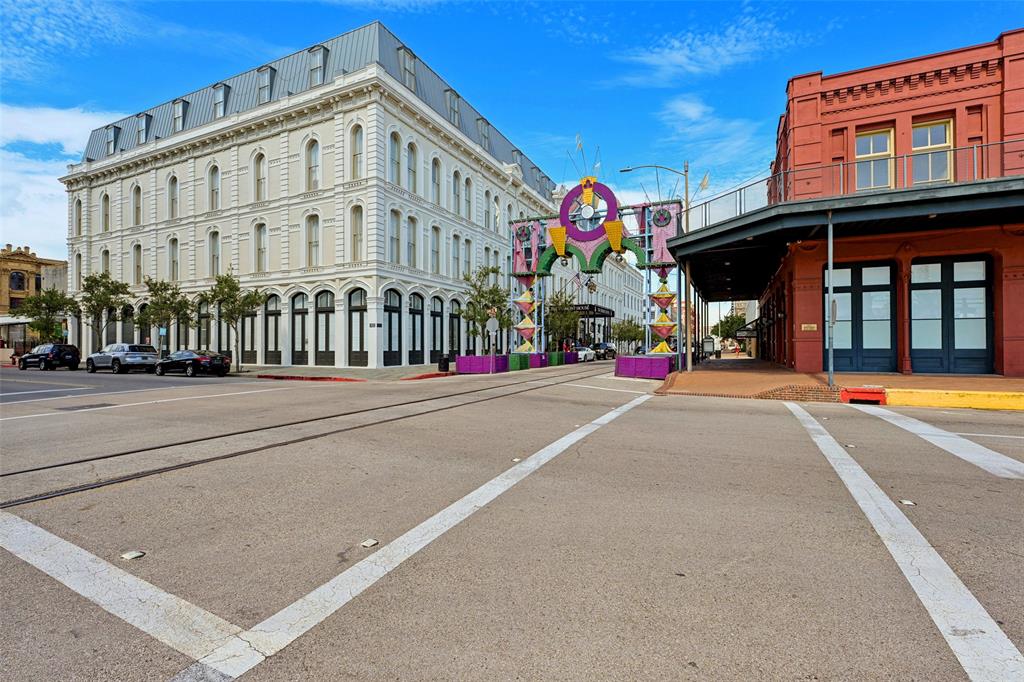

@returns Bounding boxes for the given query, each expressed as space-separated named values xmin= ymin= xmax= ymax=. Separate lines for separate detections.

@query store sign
xmin=801 ymin=323 xmax=818 ymax=332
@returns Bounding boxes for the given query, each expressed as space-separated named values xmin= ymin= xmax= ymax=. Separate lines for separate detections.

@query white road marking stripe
xmin=174 ymin=394 xmax=652 ymax=680
xmin=853 ymin=405 xmax=1024 ymax=479
xmin=0 ymin=387 xmax=291 ymax=422
xmin=955 ymin=432 xmax=1024 ymax=441
xmin=0 ymin=382 xmax=258 ymax=405
xmin=0 ymin=511 xmax=243 ymax=660
xmin=785 ymin=403 xmax=1024 ymax=682
xmin=0 ymin=387 xmax=92 ymax=397
xmin=561 ymin=383 xmax=648 ymax=394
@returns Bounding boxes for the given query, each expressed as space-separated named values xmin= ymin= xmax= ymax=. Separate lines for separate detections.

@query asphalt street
xmin=0 ymin=362 xmax=1021 ymax=681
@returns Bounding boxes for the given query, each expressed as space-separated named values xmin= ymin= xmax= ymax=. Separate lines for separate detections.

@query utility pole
xmin=683 ymin=161 xmax=692 ymax=372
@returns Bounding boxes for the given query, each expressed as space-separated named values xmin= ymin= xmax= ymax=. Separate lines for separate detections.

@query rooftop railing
xmin=684 ymin=138 xmax=1024 ymax=233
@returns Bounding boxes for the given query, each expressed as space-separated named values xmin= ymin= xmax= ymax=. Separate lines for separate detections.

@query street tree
xmin=461 ymin=265 xmax=511 ymax=354
xmin=136 ymin=277 xmax=192 ymax=352
xmin=711 ymin=313 xmax=747 ymax=340
xmin=611 ymin=318 xmax=644 ymax=353
xmin=198 ymin=271 xmax=266 ymax=372
xmin=17 ymin=288 xmax=80 ymax=343
xmin=543 ymin=288 xmax=580 ymax=352
xmin=79 ymin=272 xmax=131 ymax=346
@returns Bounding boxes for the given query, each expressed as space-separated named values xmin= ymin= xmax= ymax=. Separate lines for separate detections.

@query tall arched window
xmin=209 ymin=230 xmax=220 ymax=276
xmin=314 ymin=291 xmax=335 ymax=366
xmin=383 ymin=289 xmax=402 ymax=366
xmin=406 ymin=143 xmax=418 ymax=194
xmin=305 ymin=215 xmax=320 ymax=266
xmin=484 ymin=190 xmax=491 ymax=228
xmin=121 ymin=305 xmax=135 ymax=345
xmin=209 ymin=166 xmax=220 ymax=210
xmin=168 ymin=238 xmax=179 ymax=281
xmin=350 ymin=205 xmax=363 ymax=261
xmin=101 ymin=193 xmax=110 ymax=231
xmin=451 ymin=235 xmax=461 ymax=276
xmin=348 ymin=288 xmax=367 ymax=366
xmin=168 ymin=176 xmax=179 ymax=219
xmin=484 ymin=247 xmax=491 ymax=280
xmin=254 ymin=223 xmax=268 ymax=273
xmin=350 ymin=125 xmax=364 ymax=180
xmin=291 ymin=293 xmax=308 ymax=365
xmin=264 ymin=295 xmax=281 ymax=364
xmin=132 ymin=244 xmax=142 ymax=284
xmin=253 ymin=154 xmax=267 ymax=201
xmin=431 ymin=158 xmax=441 ymax=204
xmin=493 ymin=195 xmax=500 ymax=231
xmin=449 ymin=299 xmax=462 ymax=357
xmin=464 ymin=177 xmax=472 ymax=221
xmin=409 ymin=293 xmax=424 ymax=365
xmin=430 ymin=226 xmax=441 ymax=274
xmin=197 ymin=301 xmax=211 ymax=348
xmin=306 ymin=139 xmax=320 ymax=190
xmin=463 ymin=239 xmax=472 ymax=276
xmin=101 ymin=249 xmax=110 ymax=274
xmin=388 ymin=210 xmax=401 ymax=265
xmin=430 ymin=297 xmax=444 ymax=363
xmin=74 ymin=199 xmax=82 ymax=236
xmin=452 ymin=171 xmax=461 ymax=215
xmin=132 ymin=185 xmax=142 ymax=226
xmin=389 ymin=132 xmax=401 ymax=185
xmin=74 ymin=253 xmax=82 ymax=290
xmin=406 ymin=216 xmax=417 ymax=268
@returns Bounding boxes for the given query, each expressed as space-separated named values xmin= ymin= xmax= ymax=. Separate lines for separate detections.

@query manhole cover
xmin=55 ymin=403 xmax=114 ymax=411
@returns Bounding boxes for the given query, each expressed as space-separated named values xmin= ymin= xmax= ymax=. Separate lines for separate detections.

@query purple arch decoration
xmin=559 ymin=181 xmax=618 ymax=241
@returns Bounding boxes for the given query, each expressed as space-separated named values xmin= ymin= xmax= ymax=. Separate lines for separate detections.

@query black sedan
xmin=18 ymin=343 xmax=81 ymax=371
xmin=154 ymin=350 xmax=231 ymax=377
xmin=591 ymin=342 xmax=617 ymax=360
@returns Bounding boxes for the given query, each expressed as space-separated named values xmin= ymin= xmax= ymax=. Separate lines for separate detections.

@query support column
xmin=366 ymin=294 xmax=383 ymax=369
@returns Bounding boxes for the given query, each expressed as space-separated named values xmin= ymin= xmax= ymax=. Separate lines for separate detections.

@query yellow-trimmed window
xmin=911 ymin=120 xmax=952 ymax=185
xmin=855 ymin=129 xmax=893 ymax=191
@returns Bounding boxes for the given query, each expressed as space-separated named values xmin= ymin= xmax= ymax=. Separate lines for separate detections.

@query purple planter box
xmin=564 ymin=352 xmax=579 ymax=364
xmin=455 ymin=354 xmax=509 ymax=374
xmin=615 ymin=354 xmax=677 ymax=380
xmin=528 ymin=353 xmax=549 ymax=369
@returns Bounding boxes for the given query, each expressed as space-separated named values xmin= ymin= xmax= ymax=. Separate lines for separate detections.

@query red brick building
xmin=670 ymin=29 xmax=1024 ymax=376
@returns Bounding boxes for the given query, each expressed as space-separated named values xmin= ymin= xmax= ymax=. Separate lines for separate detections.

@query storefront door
xmin=823 ymin=263 xmax=896 ymax=373
xmin=910 ymin=257 xmax=992 ymax=374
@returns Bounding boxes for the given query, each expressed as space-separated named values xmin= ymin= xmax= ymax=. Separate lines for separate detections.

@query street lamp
xmin=620 ymin=162 xmax=693 ymax=373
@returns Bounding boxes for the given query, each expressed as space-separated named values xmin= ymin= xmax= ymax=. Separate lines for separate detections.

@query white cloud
xmin=0 ymin=104 xmax=127 ymax=156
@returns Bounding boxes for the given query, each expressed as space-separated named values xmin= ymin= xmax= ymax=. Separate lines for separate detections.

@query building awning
xmin=667 ymin=177 xmax=1024 ymax=302
xmin=734 ymin=319 xmax=759 ymax=339
xmin=571 ymin=304 xmax=615 ymax=318
xmin=0 ymin=316 xmax=30 ymax=326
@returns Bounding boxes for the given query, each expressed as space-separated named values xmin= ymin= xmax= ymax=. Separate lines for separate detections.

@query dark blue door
xmin=910 ymin=257 xmax=992 ymax=374
xmin=823 ymin=263 xmax=896 ymax=373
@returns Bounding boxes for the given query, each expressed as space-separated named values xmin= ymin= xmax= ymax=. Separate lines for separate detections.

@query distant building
xmin=0 ymin=244 xmax=69 ymax=353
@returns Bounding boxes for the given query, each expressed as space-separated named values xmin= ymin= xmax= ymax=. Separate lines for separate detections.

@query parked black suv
xmin=18 ymin=343 xmax=81 ymax=371
xmin=592 ymin=342 xmax=617 ymax=360
xmin=155 ymin=350 xmax=231 ymax=377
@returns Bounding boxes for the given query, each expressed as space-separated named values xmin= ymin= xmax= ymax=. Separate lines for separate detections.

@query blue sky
xmin=2 ymin=0 xmax=1020 ymax=260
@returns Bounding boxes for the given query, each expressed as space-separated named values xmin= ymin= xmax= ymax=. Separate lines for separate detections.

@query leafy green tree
xmin=461 ymin=265 xmax=511 ymax=354
xmin=711 ymin=313 xmax=747 ymax=340
xmin=611 ymin=318 xmax=645 ymax=353
xmin=198 ymin=271 xmax=266 ymax=372
xmin=543 ymin=288 xmax=580 ymax=351
xmin=136 ymin=277 xmax=192 ymax=353
xmin=18 ymin=288 xmax=80 ymax=343
xmin=79 ymin=272 xmax=131 ymax=346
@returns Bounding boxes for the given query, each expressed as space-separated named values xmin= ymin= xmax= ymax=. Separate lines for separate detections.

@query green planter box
xmin=509 ymin=353 xmax=530 ymax=371
xmin=548 ymin=351 xmax=565 ymax=366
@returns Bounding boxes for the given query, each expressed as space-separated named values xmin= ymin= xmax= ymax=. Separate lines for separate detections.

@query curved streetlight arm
xmin=619 ymin=164 xmax=686 ymax=177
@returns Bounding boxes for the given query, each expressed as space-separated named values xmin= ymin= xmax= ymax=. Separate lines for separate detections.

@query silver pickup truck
xmin=86 ymin=343 xmax=159 ymax=374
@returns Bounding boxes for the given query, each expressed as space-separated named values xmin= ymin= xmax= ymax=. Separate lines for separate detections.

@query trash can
xmin=438 ymin=354 xmax=450 ymax=372
xmin=715 ymin=350 xmax=722 ymax=359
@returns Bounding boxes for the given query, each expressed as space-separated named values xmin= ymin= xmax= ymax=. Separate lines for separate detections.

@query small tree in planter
xmin=79 ymin=272 xmax=131 ymax=346
xmin=136 ymin=278 xmax=192 ymax=355
xmin=461 ymin=265 xmax=511 ymax=355
xmin=543 ymin=288 xmax=580 ymax=352
xmin=198 ymin=271 xmax=266 ymax=373
xmin=18 ymin=288 xmax=80 ymax=344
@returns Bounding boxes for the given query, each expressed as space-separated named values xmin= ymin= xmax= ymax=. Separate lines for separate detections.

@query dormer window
xmin=308 ymin=46 xmax=327 ymax=87
xmin=511 ymin=149 xmax=522 ymax=166
xmin=398 ymin=47 xmax=416 ymax=90
xmin=446 ymin=90 xmax=460 ymax=127
xmin=105 ymin=126 xmax=119 ymax=155
xmin=136 ymin=114 xmax=149 ymax=145
xmin=257 ymin=66 xmax=274 ymax=104
xmin=213 ymin=84 xmax=228 ymax=118
xmin=477 ymin=118 xmax=491 ymax=151
xmin=172 ymin=99 xmax=187 ymax=132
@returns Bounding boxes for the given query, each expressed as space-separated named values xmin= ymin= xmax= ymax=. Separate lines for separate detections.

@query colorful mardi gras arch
xmin=509 ymin=177 xmax=680 ymax=355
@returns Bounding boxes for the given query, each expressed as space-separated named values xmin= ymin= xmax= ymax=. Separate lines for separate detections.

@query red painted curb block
xmin=400 ymin=371 xmax=456 ymax=381
xmin=841 ymin=386 xmax=887 ymax=405
xmin=255 ymin=374 xmax=367 ymax=382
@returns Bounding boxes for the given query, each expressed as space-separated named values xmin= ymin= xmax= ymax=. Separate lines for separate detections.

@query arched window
xmin=254 ymin=223 xmax=268 ymax=273
xmin=132 ymin=185 xmax=142 ymax=226
xmin=101 ymin=193 xmax=110 ymax=231
xmin=132 ymin=244 xmax=143 ymax=284
xmin=409 ymin=293 xmax=424 ymax=365
xmin=388 ymin=210 xmax=401 ymax=265
xmin=431 ymin=158 xmax=441 ymax=204
xmin=121 ymin=305 xmax=135 ymax=344
xmin=264 ymin=295 xmax=281 ymax=364
xmin=484 ymin=191 xmax=491 ymax=228
xmin=451 ymin=235 xmax=461 ymax=277
xmin=430 ymin=226 xmax=441 ymax=274
xmin=406 ymin=143 xmax=418 ymax=194
xmin=406 ymin=216 xmax=417 ymax=268
xmin=484 ymin=247 xmax=491 ymax=280
xmin=350 ymin=205 xmax=363 ymax=261
xmin=291 ymin=293 xmax=308 ymax=365
xmin=74 ymin=199 xmax=82 ymax=236
xmin=314 ymin=290 xmax=335 ymax=366
xmin=350 ymin=125 xmax=364 ymax=180
xmin=452 ymin=171 xmax=461 ymax=215
xmin=74 ymin=253 xmax=82 ymax=290
xmin=449 ymin=300 xmax=462 ymax=356
xmin=306 ymin=139 xmax=320 ymax=190
xmin=348 ymin=288 xmax=367 ymax=366
xmin=197 ymin=301 xmax=211 ymax=348
xmin=430 ymin=297 xmax=444 ymax=362
xmin=493 ymin=194 xmax=500 ymax=231
xmin=463 ymin=239 xmax=472 ymax=276
xmin=168 ymin=238 xmax=179 ymax=281
xmin=464 ymin=177 xmax=472 ymax=221
xmin=383 ymin=289 xmax=402 ymax=366
xmin=209 ymin=166 xmax=220 ymax=210
xmin=209 ymin=230 xmax=220 ymax=276
xmin=101 ymin=249 xmax=110 ymax=274
xmin=9 ymin=271 xmax=26 ymax=290
xmin=389 ymin=132 xmax=401 ymax=185
xmin=507 ymin=204 xmax=514 ymax=228
xmin=253 ymin=154 xmax=267 ymax=201
xmin=168 ymin=176 xmax=179 ymax=219
xmin=305 ymin=214 xmax=320 ymax=266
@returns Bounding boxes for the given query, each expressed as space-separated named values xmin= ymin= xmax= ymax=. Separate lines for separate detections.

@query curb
xmin=255 ymin=374 xmax=367 ymax=383
xmin=885 ymin=388 xmax=1024 ymax=411
xmin=399 ymin=371 xmax=456 ymax=381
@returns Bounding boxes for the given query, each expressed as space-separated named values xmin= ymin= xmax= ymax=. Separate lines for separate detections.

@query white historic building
xmin=61 ymin=22 xmax=558 ymax=368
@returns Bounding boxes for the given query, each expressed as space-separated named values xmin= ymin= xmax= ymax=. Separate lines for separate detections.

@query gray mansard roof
xmin=82 ymin=22 xmax=554 ymax=198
